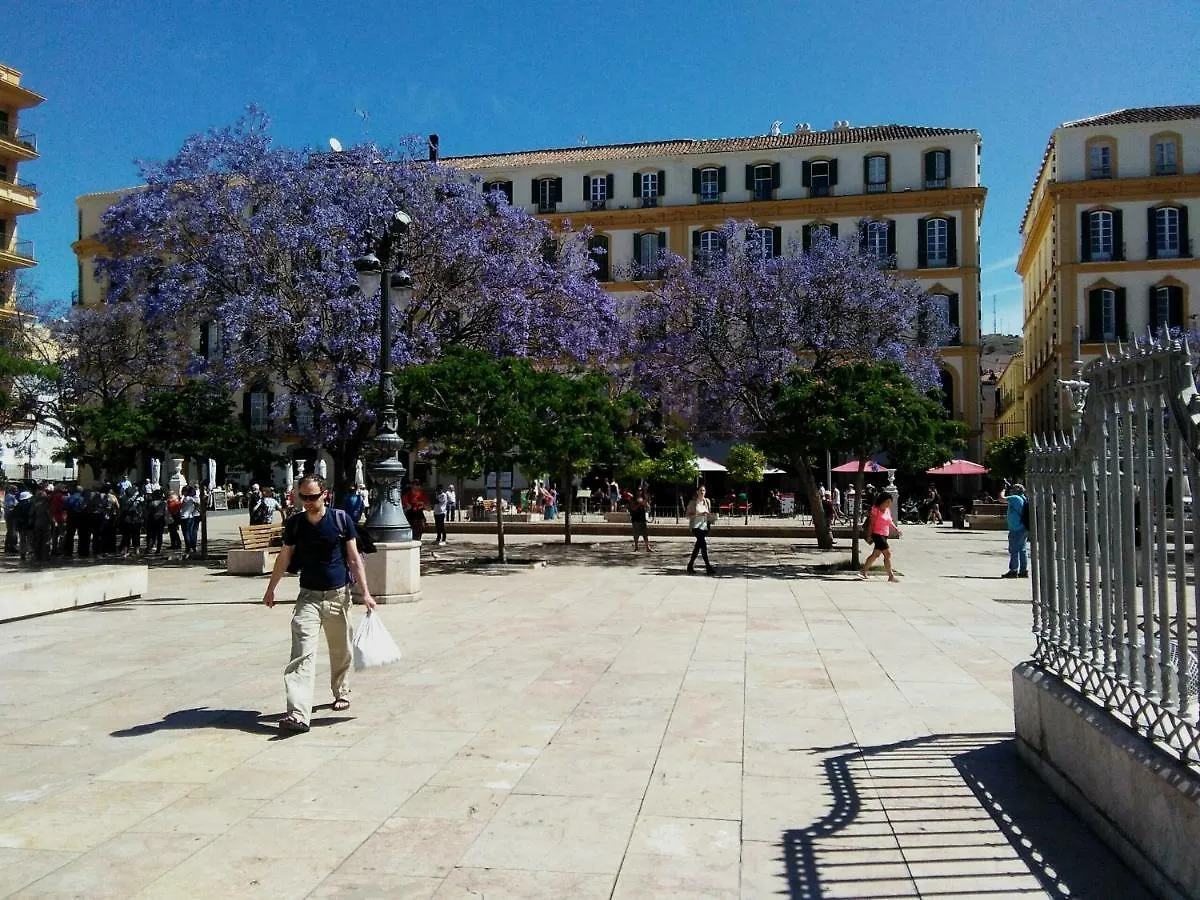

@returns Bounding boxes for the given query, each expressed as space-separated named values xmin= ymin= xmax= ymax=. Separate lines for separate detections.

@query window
xmin=865 ymin=155 xmax=888 ymax=192
xmin=867 ymin=221 xmax=890 ymax=262
xmin=1100 ymin=289 xmax=1117 ymax=341
xmin=694 ymin=229 xmax=725 ymax=266
xmin=1088 ymin=143 xmax=1113 ymax=179
xmin=753 ymin=165 xmax=774 ymax=201
xmin=587 ymin=175 xmax=610 ymax=210
xmin=635 ymin=231 xmax=666 ymax=274
xmin=588 ymin=235 xmax=610 ymax=282
xmin=752 ymin=227 xmax=775 ymax=258
xmin=924 ymin=150 xmax=949 ymax=189
xmin=931 ymin=293 xmax=952 ymax=338
xmin=1155 ymin=286 xmax=1171 ymax=329
xmin=809 ymin=160 xmax=831 ymax=197
xmin=700 ymin=167 xmax=720 ymax=202
xmin=199 ymin=321 xmax=221 ymax=361
xmin=293 ymin=399 xmax=313 ymax=435
xmin=1089 ymin=210 xmax=1114 ymax=260
xmin=926 ymin=219 xmax=948 ymax=267
xmin=639 ymin=232 xmax=660 ymax=265
xmin=249 ymin=392 xmax=269 ymax=432
xmin=483 ymin=180 xmax=513 ymax=205
xmin=538 ymin=178 xmax=556 ymax=212
xmin=640 ymin=172 xmax=658 ymax=207
xmin=1155 ymin=207 xmax=1180 ymax=258
xmin=1154 ymin=138 xmax=1178 ymax=175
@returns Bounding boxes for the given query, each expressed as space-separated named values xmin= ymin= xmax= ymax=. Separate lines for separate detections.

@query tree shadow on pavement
xmin=110 ymin=707 xmax=353 ymax=738
xmin=779 ymin=732 xmax=1154 ymax=899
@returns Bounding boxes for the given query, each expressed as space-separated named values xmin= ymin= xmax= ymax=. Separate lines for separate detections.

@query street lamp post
xmin=354 ymin=211 xmax=415 ymax=544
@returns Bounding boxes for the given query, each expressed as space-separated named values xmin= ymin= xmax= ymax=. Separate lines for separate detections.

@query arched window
xmin=867 ymin=221 xmax=890 ymax=261
xmin=752 ymin=164 xmax=775 ymax=201
xmin=1089 ymin=210 xmax=1114 ymax=260
xmin=923 ymin=149 xmax=950 ymax=188
xmin=926 ymin=219 xmax=949 ymax=266
xmin=699 ymin=167 xmax=721 ymax=202
xmin=865 ymin=154 xmax=889 ymax=192
xmin=699 ymin=230 xmax=723 ymax=260
xmin=1154 ymin=207 xmax=1181 ymax=258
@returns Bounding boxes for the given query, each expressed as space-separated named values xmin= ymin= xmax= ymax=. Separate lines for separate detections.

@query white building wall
xmin=1054 ymin=120 xmax=1200 ymax=182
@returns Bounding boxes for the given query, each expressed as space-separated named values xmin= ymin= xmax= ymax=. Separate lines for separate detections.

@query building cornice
xmin=1050 ymin=173 xmax=1200 ymax=203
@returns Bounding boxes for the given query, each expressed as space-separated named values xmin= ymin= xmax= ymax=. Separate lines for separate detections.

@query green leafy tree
xmin=651 ymin=441 xmax=700 ymax=522
xmin=725 ymin=443 xmax=766 ymax=523
xmin=984 ymin=433 xmax=1032 ymax=484
xmin=397 ymin=348 xmax=539 ymax=562
xmin=523 ymin=371 xmax=642 ymax=544
xmin=765 ymin=362 xmax=964 ymax=568
xmin=65 ymin=399 xmax=155 ymax=480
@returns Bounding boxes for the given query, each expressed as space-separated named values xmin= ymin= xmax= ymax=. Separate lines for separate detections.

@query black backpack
xmin=147 ymin=499 xmax=167 ymax=525
xmin=12 ymin=498 xmax=31 ymax=530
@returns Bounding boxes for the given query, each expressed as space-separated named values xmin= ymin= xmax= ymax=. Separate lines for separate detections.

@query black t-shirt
xmin=284 ymin=507 xmax=357 ymax=591
xmin=630 ymin=504 xmax=648 ymax=524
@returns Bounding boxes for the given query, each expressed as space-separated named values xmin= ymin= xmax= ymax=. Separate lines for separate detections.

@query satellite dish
xmin=328 ymin=137 xmax=343 ymax=153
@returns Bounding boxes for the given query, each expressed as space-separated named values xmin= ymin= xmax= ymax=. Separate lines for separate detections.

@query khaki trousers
xmin=284 ymin=586 xmax=353 ymax=725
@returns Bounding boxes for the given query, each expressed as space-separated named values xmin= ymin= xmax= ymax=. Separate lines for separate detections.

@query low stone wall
xmin=1014 ymin=662 xmax=1200 ymax=899
xmin=1 ymin=565 xmax=149 ymax=622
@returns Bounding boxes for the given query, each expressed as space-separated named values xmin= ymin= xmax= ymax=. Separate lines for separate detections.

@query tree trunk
xmin=850 ymin=461 xmax=867 ymax=569
xmin=795 ymin=461 xmax=833 ymax=549
xmin=494 ymin=458 xmax=506 ymax=563
xmin=562 ymin=465 xmax=573 ymax=544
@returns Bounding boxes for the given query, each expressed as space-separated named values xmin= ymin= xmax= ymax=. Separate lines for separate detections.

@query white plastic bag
xmin=352 ymin=612 xmax=402 ymax=670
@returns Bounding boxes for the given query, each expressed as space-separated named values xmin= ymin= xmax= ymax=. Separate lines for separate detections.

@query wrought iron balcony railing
xmin=0 ymin=122 xmax=36 ymax=152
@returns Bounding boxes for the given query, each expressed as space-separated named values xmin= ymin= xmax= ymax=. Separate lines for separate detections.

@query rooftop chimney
xmin=428 ymin=134 xmax=439 ymax=162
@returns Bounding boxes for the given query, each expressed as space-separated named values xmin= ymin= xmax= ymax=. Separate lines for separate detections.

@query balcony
xmin=536 ymin=201 xmax=557 ymax=214
xmin=809 ymin=184 xmax=831 ymax=198
xmin=752 ymin=186 xmax=774 ymax=201
xmin=923 ymin=178 xmax=947 ymax=190
xmin=1155 ymin=163 xmax=1178 ymax=176
xmin=0 ymin=178 xmax=38 ymax=214
xmin=0 ymin=121 xmax=36 ymax=155
xmin=0 ymin=239 xmax=36 ymax=266
xmin=589 ymin=199 xmax=607 ymax=211
xmin=699 ymin=191 xmax=720 ymax=204
xmin=866 ymin=182 xmax=888 ymax=193
xmin=1151 ymin=238 xmax=1193 ymax=259
xmin=1087 ymin=167 xmax=1112 ymax=180
xmin=640 ymin=196 xmax=658 ymax=208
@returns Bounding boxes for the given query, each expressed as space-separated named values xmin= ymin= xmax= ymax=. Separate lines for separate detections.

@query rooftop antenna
xmin=992 ymin=294 xmax=997 ymax=335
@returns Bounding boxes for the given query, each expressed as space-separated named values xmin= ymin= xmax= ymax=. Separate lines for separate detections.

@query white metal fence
xmin=1029 ymin=336 xmax=1200 ymax=766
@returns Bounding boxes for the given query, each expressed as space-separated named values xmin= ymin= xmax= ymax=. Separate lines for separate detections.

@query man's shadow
xmin=111 ymin=706 xmax=354 ymax=740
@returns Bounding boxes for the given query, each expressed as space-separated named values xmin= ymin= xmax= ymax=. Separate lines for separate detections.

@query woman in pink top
xmin=860 ymin=493 xmax=901 ymax=582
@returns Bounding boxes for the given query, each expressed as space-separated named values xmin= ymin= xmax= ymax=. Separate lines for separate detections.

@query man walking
xmin=1001 ymin=483 xmax=1029 ymax=578
xmin=263 ymin=475 xmax=375 ymax=734
xmin=3 ymin=484 xmax=17 ymax=555
xmin=433 ymin=484 xmax=448 ymax=545
xmin=446 ymin=483 xmax=457 ymax=522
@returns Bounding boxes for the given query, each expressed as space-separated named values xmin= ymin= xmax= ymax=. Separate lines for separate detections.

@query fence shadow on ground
xmin=110 ymin=706 xmax=353 ymax=739
xmin=779 ymin=732 xmax=1154 ymax=899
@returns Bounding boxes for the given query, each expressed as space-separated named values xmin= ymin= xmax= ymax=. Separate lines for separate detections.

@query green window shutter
xmin=948 ymin=294 xmax=960 ymax=344
xmin=1088 ymin=291 xmax=1102 ymax=341
xmin=1080 ymin=210 xmax=1092 ymax=262
xmin=858 ymin=223 xmax=868 ymax=252
xmin=772 ymin=162 xmax=781 ymax=188
xmin=591 ymin=237 xmax=609 ymax=282
xmin=717 ymin=166 xmax=726 ymax=192
xmin=886 ymin=221 xmax=896 ymax=260
xmin=1149 ymin=284 xmax=1160 ymax=330
xmin=583 ymin=175 xmax=591 ymax=202
xmin=692 ymin=168 xmax=701 ymax=194
xmin=691 ymin=230 xmax=701 ymax=258
xmin=884 ymin=155 xmax=891 ymax=182
xmin=606 ymin=174 xmax=614 ymax=198
xmin=1113 ymin=209 xmax=1123 ymax=260
xmin=947 ymin=215 xmax=957 ymax=267
xmin=924 ymin=152 xmax=935 ymax=181
xmin=802 ymin=224 xmax=812 ymax=252
xmin=633 ymin=172 xmax=643 ymax=197
xmin=829 ymin=223 xmax=839 ymax=240
xmin=772 ymin=226 xmax=782 ymax=257
xmin=531 ymin=178 xmax=540 ymax=205
xmin=1170 ymin=286 xmax=1184 ymax=329
xmin=801 ymin=161 xmax=811 ymax=187
xmin=657 ymin=231 xmax=667 ymax=253
xmin=242 ymin=392 xmax=252 ymax=430
xmin=199 ymin=323 xmax=210 ymax=359
xmin=502 ymin=182 xmax=513 ymax=204
xmin=553 ymin=178 xmax=563 ymax=203
xmin=1180 ymin=206 xmax=1190 ymax=257
xmin=943 ymin=150 xmax=951 ymax=179
xmin=657 ymin=170 xmax=666 ymax=195
xmin=1147 ymin=207 xmax=1158 ymax=259
xmin=1115 ymin=287 xmax=1127 ymax=339
xmin=917 ymin=218 xmax=928 ymax=268
xmin=863 ymin=155 xmax=871 ymax=184
xmin=745 ymin=165 xmax=755 ymax=191
xmin=633 ymin=233 xmax=643 ymax=266
xmin=829 ymin=159 xmax=838 ymax=185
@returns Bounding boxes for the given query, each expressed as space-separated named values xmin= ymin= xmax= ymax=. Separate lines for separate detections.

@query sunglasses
xmin=299 ymin=492 xmax=323 ymax=501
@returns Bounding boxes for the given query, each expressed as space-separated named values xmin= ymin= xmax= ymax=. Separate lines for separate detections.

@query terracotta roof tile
xmin=445 ymin=125 xmax=976 ymax=170
xmin=1061 ymin=105 xmax=1200 ymax=128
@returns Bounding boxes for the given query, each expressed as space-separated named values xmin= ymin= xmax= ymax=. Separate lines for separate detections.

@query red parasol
xmin=831 ymin=459 xmax=889 ymax=473
xmin=926 ymin=459 xmax=989 ymax=476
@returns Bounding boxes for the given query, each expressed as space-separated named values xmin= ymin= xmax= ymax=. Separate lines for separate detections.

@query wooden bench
xmin=227 ymin=523 xmax=285 ymax=575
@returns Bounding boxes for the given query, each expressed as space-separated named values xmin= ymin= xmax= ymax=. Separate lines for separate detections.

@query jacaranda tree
xmin=91 ymin=108 xmax=623 ymax=497
xmin=634 ymin=223 xmax=951 ymax=548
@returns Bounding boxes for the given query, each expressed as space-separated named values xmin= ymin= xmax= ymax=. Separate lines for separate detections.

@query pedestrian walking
xmin=860 ymin=493 xmax=901 ymax=582
xmin=101 ymin=485 xmax=120 ymax=555
xmin=144 ymin=489 xmax=167 ymax=556
xmin=262 ymin=475 xmax=375 ymax=734
xmin=50 ymin=486 xmax=67 ymax=555
xmin=446 ymin=484 xmax=457 ymax=521
xmin=252 ymin=487 xmax=283 ymax=525
xmin=30 ymin=486 xmax=53 ymax=563
xmin=179 ymin=486 xmax=201 ymax=558
xmin=82 ymin=489 xmax=106 ymax=557
xmin=3 ymin=484 xmax=18 ymax=555
xmin=402 ymin=482 xmax=428 ymax=542
xmin=433 ymin=484 xmax=448 ymax=545
xmin=118 ymin=488 xmax=143 ymax=557
xmin=1001 ymin=482 xmax=1030 ymax=578
xmin=63 ymin=485 xmax=84 ymax=557
xmin=630 ymin=491 xmax=653 ymax=552
xmin=166 ymin=491 xmax=183 ymax=551
xmin=685 ymin=486 xmax=717 ymax=575
xmin=12 ymin=489 xmax=33 ymax=560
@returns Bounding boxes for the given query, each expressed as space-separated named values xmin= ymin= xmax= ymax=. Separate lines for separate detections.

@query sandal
xmin=278 ymin=715 xmax=310 ymax=733
xmin=331 ymin=698 xmax=350 ymax=712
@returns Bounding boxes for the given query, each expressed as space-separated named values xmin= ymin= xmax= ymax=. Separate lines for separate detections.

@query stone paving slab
xmin=0 ymin=530 xmax=1153 ymax=898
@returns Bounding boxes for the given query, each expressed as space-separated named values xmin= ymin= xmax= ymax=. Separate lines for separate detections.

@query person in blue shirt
xmin=264 ymin=475 xmax=375 ymax=733
xmin=1002 ymin=483 xmax=1029 ymax=578
xmin=341 ymin=486 xmax=366 ymax=524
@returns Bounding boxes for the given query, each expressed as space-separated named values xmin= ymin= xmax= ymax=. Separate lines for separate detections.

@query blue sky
xmin=8 ymin=0 xmax=1199 ymax=332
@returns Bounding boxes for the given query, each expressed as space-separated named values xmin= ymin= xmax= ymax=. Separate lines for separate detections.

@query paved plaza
xmin=0 ymin=527 xmax=1152 ymax=898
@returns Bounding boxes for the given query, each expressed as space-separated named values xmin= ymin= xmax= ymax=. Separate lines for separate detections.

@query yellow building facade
xmin=449 ymin=123 xmax=987 ymax=457
xmin=1018 ymin=106 xmax=1200 ymax=436
xmin=0 ymin=62 xmax=42 ymax=311
xmin=994 ymin=351 xmax=1026 ymax=438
